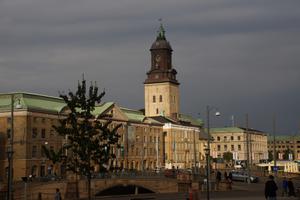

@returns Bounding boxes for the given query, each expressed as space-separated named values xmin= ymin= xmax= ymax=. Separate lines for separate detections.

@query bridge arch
xmin=95 ymin=184 xmax=155 ymax=196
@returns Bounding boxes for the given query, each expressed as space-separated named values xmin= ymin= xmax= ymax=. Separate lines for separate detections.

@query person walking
xmin=228 ymin=171 xmax=233 ymax=182
xmin=54 ymin=188 xmax=62 ymax=200
xmin=216 ymin=171 xmax=222 ymax=190
xmin=287 ymin=178 xmax=296 ymax=197
xmin=281 ymin=177 xmax=288 ymax=196
xmin=224 ymin=171 xmax=228 ymax=180
xmin=265 ymin=175 xmax=278 ymax=200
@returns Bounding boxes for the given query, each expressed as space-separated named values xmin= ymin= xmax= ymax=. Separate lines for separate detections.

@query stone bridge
xmin=92 ymin=177 xmax=179 ymax=195
xmin=12 ymin=175 xmax=192 ymax=200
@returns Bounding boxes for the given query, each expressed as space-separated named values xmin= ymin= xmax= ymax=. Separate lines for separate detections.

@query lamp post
xmin=7 ymin=94 xmax=17 ymax=200
xmin=273 ymin=115 xmax=277 ymax=177
xmin=6 ymin=146 xmax=13 ymax=200
xmin=205 ymin=105 xmax=220 ymax=200
xmin=6 ymin=94 xmax=22 ymax=200
xmin=204 ymin=147 xmax=210 ymax=199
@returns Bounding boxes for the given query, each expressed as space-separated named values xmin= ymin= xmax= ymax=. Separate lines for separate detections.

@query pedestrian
xmin=54 ymin=188 xmax=62 ymax=200
xmin=228 ymin=171 xmax=233 ymax=182
xmin=281 ymin=177 xmax=288 ymax=196
xmin=287 ymin=178 xmax=296 ymax=197
xmin=224 ymin=171 xmax=228 ymax=180
xmin=265 ymin=175 xmax=278 ymax=200
xmin=216 ymin=171 xmax=221 ymax=190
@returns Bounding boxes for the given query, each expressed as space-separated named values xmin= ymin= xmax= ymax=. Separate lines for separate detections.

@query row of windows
xmin=152 ymin=95 xmax=163 ymax=103
xmin=32 ymin=128 xmax=55 ymax=139
xmin=215 ymin=135 xmax=242 ymax=141
xmin=217 ymin=144 xmax=242 ymax=151
xmin=135 ymin=135 xmax=161 ymax=143
xmin=268 ymin=140 xmax=300 ymax=144
xmin=31 ymin=145 xmax=54 ymax=158
xmin=131 ymin=147 xmax=159 ymax=156
xmin=268 ymin=145 xmax=300 ymax=149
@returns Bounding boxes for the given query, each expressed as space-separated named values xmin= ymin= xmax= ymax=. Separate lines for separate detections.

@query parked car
xmin=230 ymin=171 xmax=259 ymax=183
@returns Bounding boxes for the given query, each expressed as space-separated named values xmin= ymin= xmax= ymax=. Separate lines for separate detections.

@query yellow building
xmin=0 ymin=24 xmax=207 ymax=182
xmin=267 ymin=135 xmax=300 ymax=161
xmin=0 ymin=93 xmax=168 ymax=181
xmin=210 ymin=127 xmax=268 ymax=164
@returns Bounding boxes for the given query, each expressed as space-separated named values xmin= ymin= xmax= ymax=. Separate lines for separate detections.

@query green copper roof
xmin=93 ymin=102 xmax=114 ymax=116
xmin=0 ymin=92 xmax=66 ymax=114
xmin=178 ymin=114 xmax=203 ymax=127
xmin=267 ymin=135 xmax=300 ymax=141
xmin=210 ymin=127 xmax=267 ymax=135
xmin=120 ymin=107 xmax=145 ymax=122
xmin=210 ymin=127 xmax=244 ymax=133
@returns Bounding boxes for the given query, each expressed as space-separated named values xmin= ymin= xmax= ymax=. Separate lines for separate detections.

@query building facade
xmin=144 ymin=24 xmax=206 ymax=169
xmin=0 ymin=94 xmax=167 ymax=181
xmin=0 ymin=24 xmax=207 ymax=181
xmin=210 ymin=127 xmax=268 ymax=164
xmin=267 ymin=135 xmax=300 ymax=161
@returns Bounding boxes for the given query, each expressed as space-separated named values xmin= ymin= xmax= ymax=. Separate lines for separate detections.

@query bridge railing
xmin=92 ymin=170 xmax=168 ymax=179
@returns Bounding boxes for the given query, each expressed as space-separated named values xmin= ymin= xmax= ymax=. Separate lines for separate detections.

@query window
xmin=135 ymin=135 xmax=139 ymax=142
xmin=238 ymin=136 xmax=241 ymax=141
xmin=32 ymin=128 xmax=38 ymax=138
xmin=32 ymin=146 xmax=37 ymax=158
xmin=159 ymin=95 xmax=162 ymax=102
xmin=231 ymin=136 xmax=234 ymax=141
xmin=224 ymin=145 xmax=227 ymax=151
xmin=41 ymin=118 xmax=46 ymax=123
xmin=41 ymin=148 xmax=45 ymax=157
xmin=238 ymin=145 xmax=241 ymax=151
xmin=50 ymin=130 xmax=54 ymax=137
xmin=41 ymin=129 xmax=46 ymax=138
xmin=217 ymin=136 xmax=220 ymax=141
xmin=156 ymin=108 xmax=159 ymax=114
xmin=231 ymin=145 xmax=234 ymax=151
xmin=153 ymin=96 xmax=156 ymax=103
xmin=224 ymin=136 xmax=227 ymax=141
xmin=7 ymin=129 xmax=11 ymax=139
xmin=217 ymin=145 xmax=221 ymax=151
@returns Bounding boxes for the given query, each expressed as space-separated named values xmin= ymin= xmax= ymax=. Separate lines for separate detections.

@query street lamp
xmin=272 ymin=115 xmax=277 ymax=177
xmin=6 ymin=146 xmax=13 ymax=200
xmin=7 ymin=94 xmax=22 ymax=200
xmin=205 ymin=105 xmax=220 ymax=200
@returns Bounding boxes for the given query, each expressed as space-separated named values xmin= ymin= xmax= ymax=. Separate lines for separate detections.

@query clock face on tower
xmin=155 ymin=55 xmax=161 ymax=62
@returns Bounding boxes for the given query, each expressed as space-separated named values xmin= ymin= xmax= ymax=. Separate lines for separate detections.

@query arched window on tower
xmin=156 ymin=108 xmax=159 ymax=114
xmin=159 ymin=95 xmax=162 ymax=102
xmin=153 ymin=96 xmax=156 ymax=103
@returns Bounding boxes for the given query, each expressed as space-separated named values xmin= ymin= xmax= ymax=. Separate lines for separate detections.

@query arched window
xmin=153 ymin=96 xmax=156 ymax=103
xmin=159 ymin=95 xmax=163 ymax=102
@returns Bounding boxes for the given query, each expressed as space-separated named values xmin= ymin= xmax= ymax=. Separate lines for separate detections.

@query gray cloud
xmin=0 ymin=0 xmax=299 ymax=134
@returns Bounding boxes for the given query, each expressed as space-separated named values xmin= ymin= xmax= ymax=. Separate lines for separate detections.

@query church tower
xmin=144 ymin=24 xmax=180 ymax=119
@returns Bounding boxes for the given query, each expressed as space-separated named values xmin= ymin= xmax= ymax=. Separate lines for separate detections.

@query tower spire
xmin=156 ymin=18 xmax=166 ymax=40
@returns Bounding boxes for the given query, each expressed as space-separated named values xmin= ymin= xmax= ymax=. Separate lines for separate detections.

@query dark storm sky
xmin=0 ymin=0 xmax=299 ymax=134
